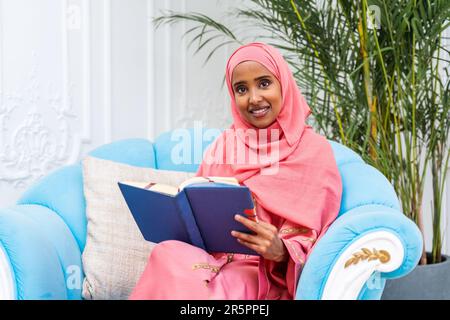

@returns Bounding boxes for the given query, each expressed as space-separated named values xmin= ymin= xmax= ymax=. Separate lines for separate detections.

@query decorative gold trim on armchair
xmin=344 ymin=248 xmax=391 ymax=268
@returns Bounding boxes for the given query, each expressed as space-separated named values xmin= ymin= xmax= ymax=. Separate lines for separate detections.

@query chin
xmin=241 ymin=112 xmax=276 ymax=129
xmin=251 ymin=120 xmax=274 ymax=129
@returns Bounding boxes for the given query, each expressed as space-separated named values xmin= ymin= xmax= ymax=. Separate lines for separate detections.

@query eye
xmin=236 ymin=85 xmax=247 ymax=94
xmin=260 ymin=79 xmax=271 ymax=88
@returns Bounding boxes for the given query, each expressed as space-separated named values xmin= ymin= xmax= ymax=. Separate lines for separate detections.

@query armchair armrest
xmin=0 ymin=205 xmax=82 ymax=300
xmin=0 ymin=241 xmax=15 ymax=299
xmin=296 ymin=204 xmax=422 ymax=300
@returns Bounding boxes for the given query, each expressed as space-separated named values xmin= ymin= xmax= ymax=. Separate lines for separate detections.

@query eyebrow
xmin=232 ymin=75 xmax=272 ymax=87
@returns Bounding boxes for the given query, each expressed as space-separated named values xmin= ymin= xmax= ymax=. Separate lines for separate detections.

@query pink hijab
xmin=196 ymin=42 xmax=342 ymax=236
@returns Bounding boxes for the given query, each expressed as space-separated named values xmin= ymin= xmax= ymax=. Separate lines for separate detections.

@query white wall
xmin=0 ymin=0 xmax=237 ymax=208
xmin=0 ymin=0 xmax=448 ymax=254
xmin=422 ymin=24 xmax=450 ymax=255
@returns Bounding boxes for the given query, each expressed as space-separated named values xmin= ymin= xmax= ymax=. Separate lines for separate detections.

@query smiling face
xmin=231 ymin=61 xmax=282 ymax=129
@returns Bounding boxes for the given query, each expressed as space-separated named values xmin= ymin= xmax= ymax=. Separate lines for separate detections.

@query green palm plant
xmin=155 ymin=0 xmax=450 ymax=265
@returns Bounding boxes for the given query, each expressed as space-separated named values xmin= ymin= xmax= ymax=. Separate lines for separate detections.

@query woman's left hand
xmin=231 ymin=214 xmax=288 ymax=262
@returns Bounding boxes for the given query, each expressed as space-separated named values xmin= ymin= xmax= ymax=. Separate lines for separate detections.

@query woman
xmin=129 ymin=42 xmax=342 ymax=300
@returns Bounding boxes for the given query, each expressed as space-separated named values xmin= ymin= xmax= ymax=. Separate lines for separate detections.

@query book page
xmin=147 ymin=184 xmax=179 ymax=196
xmin=120 ymin=181 xmax=179 ymax=196
xmin=178 ymin=176 xmax=239 ymax=191
xmin=120 ymin=181 xmax=149 ymax=189
xmin=120 ymin=176 xmax=239 ymax=196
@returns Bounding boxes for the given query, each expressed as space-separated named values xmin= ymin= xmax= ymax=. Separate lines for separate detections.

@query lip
xmin=249 ymin=106 xmax=271 ymax=119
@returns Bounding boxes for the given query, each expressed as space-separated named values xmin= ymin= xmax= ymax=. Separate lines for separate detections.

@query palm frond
xmin=154 ymin=0 xmax=450 ymax=264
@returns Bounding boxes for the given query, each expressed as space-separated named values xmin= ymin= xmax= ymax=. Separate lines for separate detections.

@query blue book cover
xmin=118 ymin=180 xmax=259 ymax=255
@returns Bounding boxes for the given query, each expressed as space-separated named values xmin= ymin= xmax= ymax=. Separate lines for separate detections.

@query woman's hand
xmin=231 ymin=214 xmax=288 ymax=262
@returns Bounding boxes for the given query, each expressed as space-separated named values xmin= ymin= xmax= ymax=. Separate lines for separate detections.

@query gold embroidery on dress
xmin=299 ymin=237 xmax=316 ymax=243
xmin=288 ymin=242 xmax=305 ymax=265
xmin=192 ymin=254 xmax=235 ymax=278
xmin=192 ymin=263 xmax=220 ymax=273
xmin=280 ymin=227 xmax=310 ymax=235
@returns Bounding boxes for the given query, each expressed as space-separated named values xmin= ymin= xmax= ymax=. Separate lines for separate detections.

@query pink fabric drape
xmin=129 ymin=43 xmax=342 ymax=300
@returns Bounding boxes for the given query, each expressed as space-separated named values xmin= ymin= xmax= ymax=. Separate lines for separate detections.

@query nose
xmin=248 ymin=88 xmax=263 ymax=105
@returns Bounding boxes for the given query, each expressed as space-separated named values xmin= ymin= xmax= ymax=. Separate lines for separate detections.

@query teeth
xmin=251 ymin=107 xmax=269 ymax=114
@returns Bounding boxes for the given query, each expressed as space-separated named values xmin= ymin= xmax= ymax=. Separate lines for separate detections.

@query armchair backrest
xmin=326 ymin=141 xmax=400 ymax=216
xmin=17 ymin=128 xmax=401 ymax=252
xmin=152 ymin=128 xmax=401 ymax=217
xmin=16 ymin=139 xmax=156 ymax=251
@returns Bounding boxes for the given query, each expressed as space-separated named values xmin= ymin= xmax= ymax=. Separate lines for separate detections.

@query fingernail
xmin=231 ymin=231 xmax=236 ymax=236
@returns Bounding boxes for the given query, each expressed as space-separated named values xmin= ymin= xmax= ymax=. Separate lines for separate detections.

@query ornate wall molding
xmin=174 ymin=87 xmax=231 ymax=130
xmin=164 ymin=0 xmax=172 ymax=132
xmin=0 ymin=56 xmax=78 ymax=188
xmin=166 ymin=0 xmax=233 ymax=134
xmin=0 ymin=0 xmax=94 ymax=191
xmin=103 ymin=0 xmax=112 ymax=143
xmin=146 ymin=0 xmax=155 ymax=141
xmin=180 ymin=0 xmax=187 ymax=118
xmin=82 ymin=0 xmax=92 ymax=143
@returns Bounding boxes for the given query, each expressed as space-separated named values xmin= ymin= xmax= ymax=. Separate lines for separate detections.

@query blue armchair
xmin=0 ymin=128 xmax=422 ymax=300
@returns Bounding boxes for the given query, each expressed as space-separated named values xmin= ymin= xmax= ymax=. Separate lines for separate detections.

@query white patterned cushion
xmin=81 ymin=156 xmax=195 ymax=300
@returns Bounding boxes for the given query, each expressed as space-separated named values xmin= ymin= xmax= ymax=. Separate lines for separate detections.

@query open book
xmin=118 ymin=176 xmax=259 ymax=255
xmin=121 ymin=176 xmax=241 ymax=196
